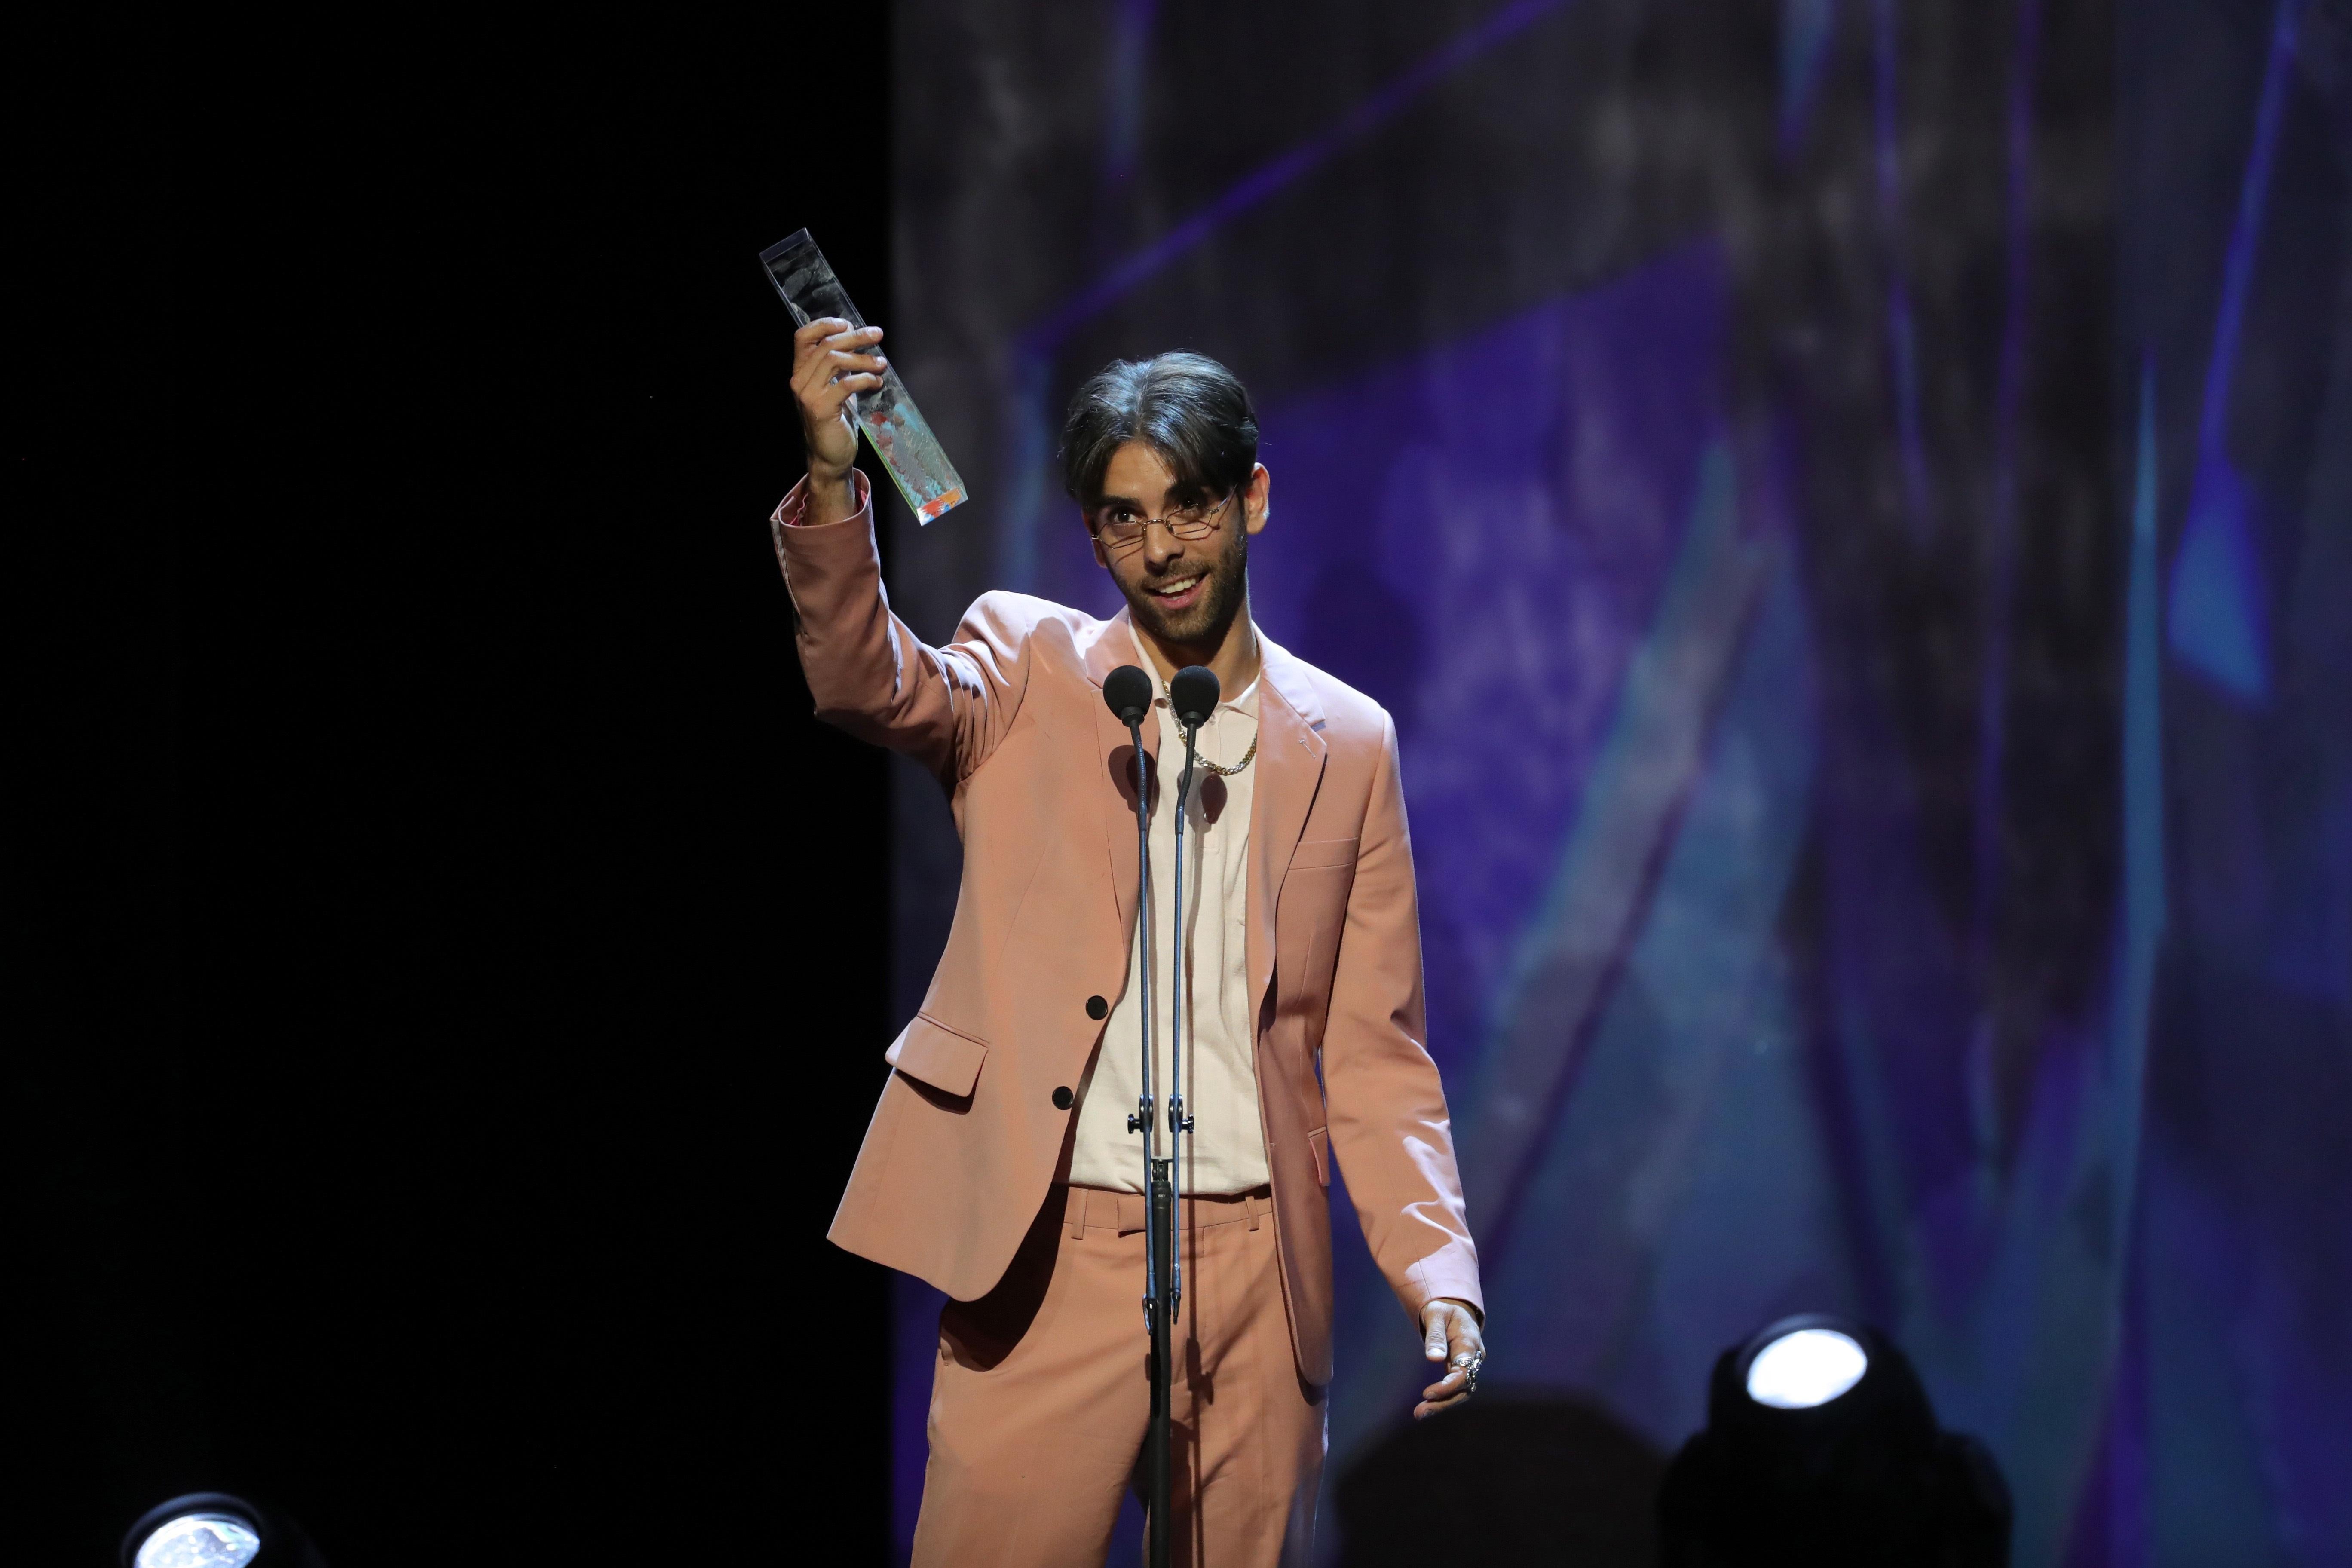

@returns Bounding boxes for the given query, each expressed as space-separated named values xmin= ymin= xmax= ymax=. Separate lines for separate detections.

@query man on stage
xmin=775 ymin=316 xmax=1485 ymax=1565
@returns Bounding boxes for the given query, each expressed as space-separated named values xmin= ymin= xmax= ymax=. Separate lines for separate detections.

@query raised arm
xmin=773 ymin=317 xmax=1026 ymax=780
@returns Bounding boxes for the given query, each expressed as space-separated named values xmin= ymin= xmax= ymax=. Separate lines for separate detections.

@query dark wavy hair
xmin=1059 ymin=352 xmax=1259 ymax=509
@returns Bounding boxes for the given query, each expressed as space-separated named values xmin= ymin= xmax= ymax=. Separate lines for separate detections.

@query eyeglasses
xmin=1087 ymin=491 xmax=1234 ymax=554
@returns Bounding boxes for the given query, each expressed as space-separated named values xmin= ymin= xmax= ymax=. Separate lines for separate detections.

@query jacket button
xmin=1052 ymin=1086 xmax=1075 ymax=1110
xmin=1085 ymin=995 xmax=1108 ymax=1020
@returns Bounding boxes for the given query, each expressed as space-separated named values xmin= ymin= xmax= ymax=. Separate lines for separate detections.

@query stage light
xmin=1743 ymin=1324 xmax=1868 ymax=1409
xmin=121 ymin=1494 xmax=325 ymax=1568
xmin=132 ymin=1510 xmax=261 ymax=1568
xmin=1658 ymin=1316 xmax=2010 ymax=1566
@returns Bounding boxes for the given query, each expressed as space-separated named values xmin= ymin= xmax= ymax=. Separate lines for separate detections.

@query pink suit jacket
xmin=776 ymin=477 xmax=1481 ymax=1383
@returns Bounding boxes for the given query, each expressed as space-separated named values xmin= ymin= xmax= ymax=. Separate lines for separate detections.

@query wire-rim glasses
xmin=1087 ymin=491 xmax=1234 ymax=555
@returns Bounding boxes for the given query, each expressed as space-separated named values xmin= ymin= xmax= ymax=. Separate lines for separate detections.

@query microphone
xmin=1104 ymin=665 xmax=1154 ymax=726
xmin=1170 ymin=665 xmax=1220 ymax=730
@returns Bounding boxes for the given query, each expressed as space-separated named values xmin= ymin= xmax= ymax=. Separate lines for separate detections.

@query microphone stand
xmin=1155 ymin=702 xmax=1207 ymax=1568
xmin=1114 ymin=664 xmax=1210 ymax=1568
xmin=1120 ymin=705 xmax=1175 ymax=1568
xmin=1169 ymin=702 xmax=1203 ymax=1307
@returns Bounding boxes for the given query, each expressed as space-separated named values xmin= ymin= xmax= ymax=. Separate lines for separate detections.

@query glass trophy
xmin=761 ymin=230 xmax=968 ymax=523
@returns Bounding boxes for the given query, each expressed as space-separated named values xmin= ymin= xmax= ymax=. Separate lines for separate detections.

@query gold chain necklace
xmin=1151 ymin=643 xmax=1261 ymax=776
xmin=1197 ymin=728 xmax=1259 ymax=777
xmin=1159 ymin=696 xmax=1261 ymax=775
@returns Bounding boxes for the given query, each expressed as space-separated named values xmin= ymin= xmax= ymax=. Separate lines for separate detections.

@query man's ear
xmin=1243 ymin=462 xmax=1272 ymax=536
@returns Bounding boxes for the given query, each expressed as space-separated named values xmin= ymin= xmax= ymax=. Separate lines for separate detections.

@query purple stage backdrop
xmin=879 ymin=1 xmax=2350 ymax=1562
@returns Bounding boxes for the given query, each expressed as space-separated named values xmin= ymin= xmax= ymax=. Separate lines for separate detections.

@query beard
xmin=1123 ymin=523 xmax=1250 ymax=649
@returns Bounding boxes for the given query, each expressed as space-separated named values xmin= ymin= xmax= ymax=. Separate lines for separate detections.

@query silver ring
xmin=1464 ymin=1354 xmax=1484 ymax=1395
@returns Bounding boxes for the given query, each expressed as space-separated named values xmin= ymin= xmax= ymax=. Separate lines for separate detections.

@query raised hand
xmin=791 ymin=317 xmax=886 ymax=525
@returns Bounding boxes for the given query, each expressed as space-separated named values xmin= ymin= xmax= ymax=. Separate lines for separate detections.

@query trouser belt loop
xmin=1065 ymin=1185 xmax=1086 ymax=1242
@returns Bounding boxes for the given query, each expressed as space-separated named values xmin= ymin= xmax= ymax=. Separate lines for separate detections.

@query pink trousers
xmin=911 ymin=1184 xmax=1327 ymax=1567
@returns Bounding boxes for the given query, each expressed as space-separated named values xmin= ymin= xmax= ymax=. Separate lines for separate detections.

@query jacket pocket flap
xmin=886 ymin=1014 xmax=989 ymax=1098
xmin=1291 ymin=836 xmax=1360 ymax=870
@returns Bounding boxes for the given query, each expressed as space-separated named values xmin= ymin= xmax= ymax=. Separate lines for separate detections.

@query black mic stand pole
xmin=1168 ymin=696 xmax=1202 ymax=1323
xmin=1158 ymin=666 xmax=1218 ymax=1566
xmin=1109 ymin=662 xmax=1214 ymax=1568
xmin=1117 ymin=698 xmax=1174 ymax=1568
xmin=1154 ymin=700 xmax=1207 ymax=1568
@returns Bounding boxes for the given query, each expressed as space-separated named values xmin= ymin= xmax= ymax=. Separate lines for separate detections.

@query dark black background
xmin=22 ymin=14 xmax=897 ymax=1565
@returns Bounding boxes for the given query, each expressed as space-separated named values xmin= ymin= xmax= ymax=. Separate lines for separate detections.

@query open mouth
xmin=1146 ymin=574 xmax=1207 ymax=612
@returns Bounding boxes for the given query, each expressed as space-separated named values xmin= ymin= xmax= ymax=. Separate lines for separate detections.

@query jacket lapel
xmin=1247 ymin=632 xmax=1328 ymax=1015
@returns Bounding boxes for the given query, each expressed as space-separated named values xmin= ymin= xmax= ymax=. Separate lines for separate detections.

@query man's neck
xmin=1135 ymin=605 xmax=1262 ymax=698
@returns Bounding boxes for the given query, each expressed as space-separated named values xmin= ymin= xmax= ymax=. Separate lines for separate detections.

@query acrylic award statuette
xmin=762 ymin=230 xmax=968 ymax=524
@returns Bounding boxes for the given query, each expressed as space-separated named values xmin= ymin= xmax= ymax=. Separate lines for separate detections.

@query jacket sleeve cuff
xmin=1401 ymin=1244 xmax=1485 ymax=1327
xmin=772 ymin=467 xmax=872 ymax=530
xmin=772 ymin=469 xmax=876 ymax=588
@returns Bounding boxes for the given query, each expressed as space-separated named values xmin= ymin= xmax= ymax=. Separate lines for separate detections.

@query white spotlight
xmin=1744 ymin=1326 xmax=1868 ymax=1409
xmin=131 ymin=1511 xmax=263 ymax=1568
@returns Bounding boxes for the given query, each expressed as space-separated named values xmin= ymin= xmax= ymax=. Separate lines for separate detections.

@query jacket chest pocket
xmin=1289 ymin=836 xmax=1359 ymax=873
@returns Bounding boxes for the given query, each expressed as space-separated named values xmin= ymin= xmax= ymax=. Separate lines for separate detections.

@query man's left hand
xmin=1414 ymin=1299 xmax=1486 ymax=1420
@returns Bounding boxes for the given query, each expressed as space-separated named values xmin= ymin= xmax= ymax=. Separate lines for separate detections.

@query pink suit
xmin=775 ymin=476 xmax=1481 ymax=1562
